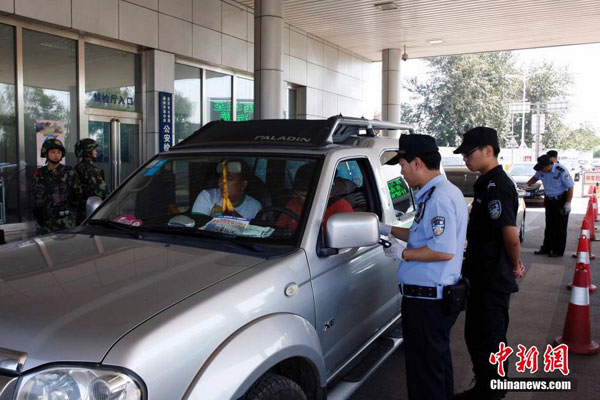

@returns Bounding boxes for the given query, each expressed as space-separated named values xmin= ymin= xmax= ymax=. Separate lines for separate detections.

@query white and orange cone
xmin=586 ymin=200 xmax=599 ymax=242
xmin=593 ymin=196 xmax=600 ymax=223
xmin=556 ymin=265 xmax=600 ymax=354
xmin=568 ymin=235 xmax=597 ymax=293
xmin=573 ymin=218 xmax=596 ymax=260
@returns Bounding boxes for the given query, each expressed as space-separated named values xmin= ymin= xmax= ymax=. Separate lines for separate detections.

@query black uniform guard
xmin=454 ymin=127 xmax=523 ymax=400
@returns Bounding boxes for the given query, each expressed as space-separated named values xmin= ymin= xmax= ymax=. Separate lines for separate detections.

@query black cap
xmin=534 ymin=154 xmax=553 ymax=171
xmin=386 ymin=134 xmax=439 ymax=165
xmin=453 ymin=127 xmax=500 ymax=155
xmin=546 ymin=150 xmax=558 ymax=158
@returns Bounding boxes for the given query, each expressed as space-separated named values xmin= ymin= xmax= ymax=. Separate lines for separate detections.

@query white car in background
xmin=508 ymin=163 xmax=544 ymax=206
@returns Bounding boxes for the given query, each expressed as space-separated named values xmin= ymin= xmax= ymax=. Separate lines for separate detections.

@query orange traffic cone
xmin=555 ymin=265 xmax=600 ymax=354
xmin=573 ymin=218 xmax=596 ymax=260
xmin=586 ymin=184 xmax=596 ymax=197
xmin=568 ymin=235 xmax=597 ymax=292
xmin=594 ymin=196 xmax=600 ymax=223
xmin=587 ymin=201 xmax=599 ymax=242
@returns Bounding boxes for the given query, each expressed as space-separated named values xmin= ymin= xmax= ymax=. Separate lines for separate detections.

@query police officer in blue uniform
xmin=380 ymin=134 xmax=468 ymax=400
xmin=528 ymin=154 xmax=574 ymax=257
xmin=453 ymin=127 xmax=525 ymax=400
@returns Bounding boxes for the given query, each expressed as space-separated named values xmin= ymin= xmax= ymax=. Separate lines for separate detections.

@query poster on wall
xmin=35 ymin=120 xmax=66 ymax=166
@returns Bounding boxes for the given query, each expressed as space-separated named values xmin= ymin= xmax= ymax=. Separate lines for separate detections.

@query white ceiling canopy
xmin=237 ymin=0 xmax=600 ymax=61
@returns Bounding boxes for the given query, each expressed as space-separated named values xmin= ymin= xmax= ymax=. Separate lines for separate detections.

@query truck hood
xmin=0 ymin=233 xmax=264 ymax=371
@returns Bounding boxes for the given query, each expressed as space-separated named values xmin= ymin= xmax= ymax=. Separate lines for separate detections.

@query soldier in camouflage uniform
xmin=32 ymin=139 xmax=82 ymax=234
xmin=74 ymin=138 xmax=109 ymax=224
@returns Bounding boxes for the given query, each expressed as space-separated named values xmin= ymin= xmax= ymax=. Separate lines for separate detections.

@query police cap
xmin=453 ymin=126 xmax=500 ymax=155
xmin=386 ymin=134 xmax=439 ymax=165
xmin=534 ymin=154 xmax=553 ymax=171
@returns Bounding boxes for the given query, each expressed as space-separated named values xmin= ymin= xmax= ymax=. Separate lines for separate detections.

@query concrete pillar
xmin=144 ymin=49 xmax=174 ymax=162
xmin=254 ymin=0 xmax=284 ymax=119
xmin=382 ymin=48 xmax=402 ymax=137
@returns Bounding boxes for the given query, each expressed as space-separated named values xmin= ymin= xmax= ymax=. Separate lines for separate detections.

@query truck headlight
xmin=15 ymin=366 xmax=143 ymax=400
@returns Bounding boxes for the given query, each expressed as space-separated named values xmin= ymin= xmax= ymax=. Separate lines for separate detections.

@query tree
xmin=512 ymin=60 xmax=572 ymax=148
xmin=554 ymin=123 xmax=600 ymax=151
xmin=404 ymin=52 xmax=520 ymax=146
xmin=404 ymin=52 xmax=573 ymax=147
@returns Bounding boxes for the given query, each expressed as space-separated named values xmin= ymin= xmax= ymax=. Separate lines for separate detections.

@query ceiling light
xmin=428 ymin=39 xmax=444 ymax=44
xmin=375 ymin=2 xmax=398 ymax=11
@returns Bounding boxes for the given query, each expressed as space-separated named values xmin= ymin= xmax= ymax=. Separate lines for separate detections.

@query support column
xmin=144 ymin=49 xmax=174 ymax=162
xmin=254 ymin=0 xmax=284 ymax=119
xmin=382 ymin=48 xmax=402 ymax=137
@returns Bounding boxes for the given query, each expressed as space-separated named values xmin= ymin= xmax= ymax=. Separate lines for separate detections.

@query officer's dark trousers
xmin=541 ymin=192 xmax=568 ymax=255
xmin=464 ymin=286 xmax=511 ymax=397
xmin=402 ymin=296 xmax=459 ymax=400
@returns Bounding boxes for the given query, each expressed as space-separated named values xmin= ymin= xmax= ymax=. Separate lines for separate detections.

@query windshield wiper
xmin=151 ymin=225 xmax=265 ymax=253
xmin=88 ymin=219 xmax=144 ymax=239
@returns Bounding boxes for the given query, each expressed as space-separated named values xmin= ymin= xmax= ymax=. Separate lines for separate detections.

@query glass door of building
xmin=87 ymin=114 xmax=141 ymax=191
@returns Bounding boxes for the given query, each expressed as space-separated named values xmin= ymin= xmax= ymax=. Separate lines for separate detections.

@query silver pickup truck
xmin=0 ymin=117 xmax=417 ymax=400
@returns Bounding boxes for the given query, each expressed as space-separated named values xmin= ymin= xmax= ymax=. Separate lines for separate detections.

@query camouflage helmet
xmin=40 ymin=138 xmax=66 ymax=159
xmin=75 ymin=138 xmax=98 ymax=158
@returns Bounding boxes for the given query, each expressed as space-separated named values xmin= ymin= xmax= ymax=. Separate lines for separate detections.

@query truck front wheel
xmin=244 ymin=373 xmax=306 ymax=400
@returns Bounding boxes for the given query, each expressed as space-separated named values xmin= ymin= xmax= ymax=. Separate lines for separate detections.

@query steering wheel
xmin=254 ymin=206 xmax=301 ymax=225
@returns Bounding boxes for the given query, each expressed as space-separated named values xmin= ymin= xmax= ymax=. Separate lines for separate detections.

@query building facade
xmin=0 ymin=0 xmax=371 ymax=237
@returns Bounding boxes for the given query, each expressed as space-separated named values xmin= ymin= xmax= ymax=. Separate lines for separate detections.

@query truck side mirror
xmin=325 ymin=212 xmax=379 ymax=249
xmin=86 ymin=196 xmax=103 ymax=217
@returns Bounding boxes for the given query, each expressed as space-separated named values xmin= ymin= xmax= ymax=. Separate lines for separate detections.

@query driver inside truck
xmin=191 ymin=159 xmax=262 ymax=219
xmin=277 ymin=163 xmax=354 ymax=232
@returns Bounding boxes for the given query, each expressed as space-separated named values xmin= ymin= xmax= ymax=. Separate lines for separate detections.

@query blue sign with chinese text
xmin=159 ymin=91 xmax=173 ymax=152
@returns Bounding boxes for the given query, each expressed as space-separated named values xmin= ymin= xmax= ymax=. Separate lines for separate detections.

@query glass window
xmin=23 ymin=30 xmax=78 ymax=209
xmin=85 ymin=43 xmax=141 ymax=112
xmin=235 ymin=77 xmax=254 ymax=121
xmin=91 ymin=154 xmax=321 ymax=247
xmin=174 ymin=63 xmax=201 ymax=143
xmin=0 ymin=24 xmax=17 ymax=224
xmin=288 ymin=88 xmax=297 ymax=119
xmin=206 ymin=71 xmax=232 ymax=122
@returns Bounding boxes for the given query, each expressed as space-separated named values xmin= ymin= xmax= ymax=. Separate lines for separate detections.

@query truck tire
xmin=244 ymin=373 xmax=306 ymax=400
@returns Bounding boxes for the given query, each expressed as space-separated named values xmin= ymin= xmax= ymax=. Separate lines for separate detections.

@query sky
xmin=365 ymin=43 xmax=600 ymax=132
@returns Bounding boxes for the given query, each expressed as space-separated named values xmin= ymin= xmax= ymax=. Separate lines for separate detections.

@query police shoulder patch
xmin=488 ymin=199 xmax=502 ymax=220
xmin=431 ymin=216 xmax=446 ymax=236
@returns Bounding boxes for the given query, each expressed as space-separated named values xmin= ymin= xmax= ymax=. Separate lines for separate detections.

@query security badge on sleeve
xmin=431 ymin=216 xmax=445 ymax=236
xmin=488 ymin=200 xmax=502 ymax=219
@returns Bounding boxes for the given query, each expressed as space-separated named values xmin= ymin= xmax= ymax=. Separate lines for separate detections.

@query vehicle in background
xmin=446 ymin=165 xmax=526 ymax=242
xmin=441 ymin=156 xmax=465 ymax=167
xmin=560 ymin=159 xmax=581 ymax=181
xmin=508 ymin=163 xmax=544 ymax=206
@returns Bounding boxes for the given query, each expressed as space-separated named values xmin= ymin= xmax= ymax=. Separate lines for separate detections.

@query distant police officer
xmin=547 ymin=149 xmax=559 ymax=163
xmin=454 ymin=127 xmax=525 ymax=400
xmin=379 ymin=134 xmax=468 ymax=400
xmin=74 ymin=138 xmax=108 ymax=224
xmin=528 ymin=154 xmax=574 ymax=257
xmin=32 ymin=139 xmax=82 ymax=234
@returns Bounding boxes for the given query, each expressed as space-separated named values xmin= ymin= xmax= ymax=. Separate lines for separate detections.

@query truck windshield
xmin=91 ymin=154 xmax=321 ymax=245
